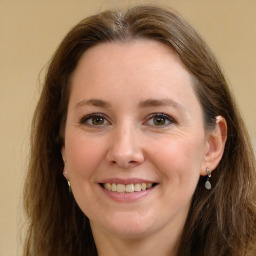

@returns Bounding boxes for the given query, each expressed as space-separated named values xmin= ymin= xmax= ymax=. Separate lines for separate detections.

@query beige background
xmin=0 ymin=0 xmax=255 ymax=255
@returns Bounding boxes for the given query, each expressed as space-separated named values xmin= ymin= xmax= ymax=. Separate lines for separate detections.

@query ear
xmin=61 ymin=147 xmax=70 ymax=180
xmin=200 ymin=116 xmax=227 ymax=176
xmin=61 ymin=147 xmax=66 ymax=164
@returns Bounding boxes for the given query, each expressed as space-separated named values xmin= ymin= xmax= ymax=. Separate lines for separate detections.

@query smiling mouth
xmin=100 ymin=183 xmax=157 ymax=193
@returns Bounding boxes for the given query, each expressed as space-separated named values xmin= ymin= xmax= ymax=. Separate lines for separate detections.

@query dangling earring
xmin=205 ymin=168 xmax=212 ymax=190
xmin=64 ymin=170 xmax=71 ymax=192
xmin=67 ymin=180 xmax=71 ymax=192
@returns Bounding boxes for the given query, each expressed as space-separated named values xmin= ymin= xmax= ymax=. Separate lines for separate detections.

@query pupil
xmin=154 ymin=117 xmax=165 ymax=125
xmin=93 ymin=117 xmax=104 ymax=125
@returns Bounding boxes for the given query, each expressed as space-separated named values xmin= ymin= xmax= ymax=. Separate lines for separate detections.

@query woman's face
xmin=62 ymin=40 xmax=210 ymax=239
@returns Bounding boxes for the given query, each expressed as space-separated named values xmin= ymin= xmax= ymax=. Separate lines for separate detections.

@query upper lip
xmin=99 ymin=178 xmax=158 ymax=185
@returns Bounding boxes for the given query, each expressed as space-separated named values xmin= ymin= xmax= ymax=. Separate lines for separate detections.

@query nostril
xmin=106 ymin=147 xmax=144 ymax=168
xmin=110 ymin=160 xmax=117 ymax=165
xmin=108 ymin=159 xmax=138 ymax=168
xmin=128 ymin=160 xmax=137 ymax=164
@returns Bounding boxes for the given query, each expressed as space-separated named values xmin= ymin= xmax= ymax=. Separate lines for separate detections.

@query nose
xmin=106 ymin=124 xmax=144 ymax=168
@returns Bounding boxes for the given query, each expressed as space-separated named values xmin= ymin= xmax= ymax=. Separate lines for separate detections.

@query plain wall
xmin=0 ymin=0 xmax=255 ymax=255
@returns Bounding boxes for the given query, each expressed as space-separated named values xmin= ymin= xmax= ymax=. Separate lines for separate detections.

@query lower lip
xmin=99 ymin=184 xmax=157 ymax=202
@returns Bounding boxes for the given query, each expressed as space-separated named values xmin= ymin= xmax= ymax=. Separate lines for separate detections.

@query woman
xmin=23 ymin=5 xmax=256 ymax=256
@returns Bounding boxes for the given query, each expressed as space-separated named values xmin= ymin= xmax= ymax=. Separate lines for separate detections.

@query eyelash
xmin=145 ymin=113 xmax=176 ymax=127
xmin=79 ymin=113 xmax=176 ymax=128
xmin=80 ymin=113 xmax=109 ymax=127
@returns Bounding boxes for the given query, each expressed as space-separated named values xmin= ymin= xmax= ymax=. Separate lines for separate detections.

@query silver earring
xmin=205 ymin=168 xmax=212 ymax=190
xmin=67 ymin=180 xmax=71 ymax=192
xmin=63 ymin=170 xmax=71 ymax=192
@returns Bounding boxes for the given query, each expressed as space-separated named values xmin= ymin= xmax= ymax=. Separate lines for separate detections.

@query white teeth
xmin=105 ymin=183 xmax=111 ymax=191
xmin=134 ymin=183 xmax=142 ymax=192
xmin=125 ymin=184 xmax=134 ymax=193
xmin=112 ymin=183 xmax=117 ymax=192
xmin=103 ymin=183 xmax=154 ymax=193
xmin=146 ymin=183 xmax=152 ymax=189
xmin=141 ymin=183 xmax=147 ymax=190
xmin=117 ymin=184 xmax=125 ymax=193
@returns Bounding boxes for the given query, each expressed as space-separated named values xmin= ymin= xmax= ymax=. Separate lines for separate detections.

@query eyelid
xmin=79 ymin=112 xmax=175 ymax=128
xmin=145 ymin=113 xmax=176 ymax=127
xmin=79 ymin=113 xmax=110 ymax=126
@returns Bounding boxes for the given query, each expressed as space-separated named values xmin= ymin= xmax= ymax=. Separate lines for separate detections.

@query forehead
xmin=71 ymin=39 xmax=192 ymax=89
xmin=69 ymin=40 xmax=200 ymax=112
xmin=76 ymin=39 xmax=181 ymax=68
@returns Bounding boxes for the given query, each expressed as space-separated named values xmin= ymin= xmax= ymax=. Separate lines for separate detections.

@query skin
xmin=62 ymin=40 xmax=227 ymax=256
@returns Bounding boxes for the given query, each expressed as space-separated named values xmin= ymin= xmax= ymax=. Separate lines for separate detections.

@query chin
xmin=95 ymin=211 xmax=156 ymax=238
xmin=109 ymin=223 xmax=153 ymax=238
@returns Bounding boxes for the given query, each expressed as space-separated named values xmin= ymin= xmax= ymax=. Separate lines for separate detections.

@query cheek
xmin=64 ymin=132 xmax=106 ymax=180
xmin=64 ymin=133 xmax=107 ymax=216
xmin=150 ymin=133 xmax=206 ymax=184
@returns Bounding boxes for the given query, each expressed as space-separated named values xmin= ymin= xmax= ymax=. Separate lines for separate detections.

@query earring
xmin=67 ymin=180 xmax=71 ymax=192
xmin=64 ymin=170 xmax=71 ymax=192
xmin=205 ymin=168 xmax=212 ymax=190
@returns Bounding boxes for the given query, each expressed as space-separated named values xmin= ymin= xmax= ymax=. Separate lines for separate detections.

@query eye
xmin=146 ymin=113 xmax=175 ymax=127
xmin=80 ymin=114 xmax=109 ymax=126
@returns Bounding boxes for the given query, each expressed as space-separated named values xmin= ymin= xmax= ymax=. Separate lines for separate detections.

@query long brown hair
xmin=23 ymin=5 xmax=256 ymax=256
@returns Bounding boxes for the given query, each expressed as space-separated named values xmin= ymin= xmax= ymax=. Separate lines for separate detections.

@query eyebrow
xmin=76 ymin=98 xmax=185 ymax=112
xmin=139 ymin=98 xmax=185 ymax=112
xmin=76 ymin=99 xmax=111 ymax=108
